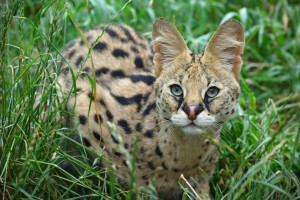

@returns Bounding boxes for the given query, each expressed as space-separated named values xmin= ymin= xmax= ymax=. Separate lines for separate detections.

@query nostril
xmin=182 ymin=104 xmax=204 ymax=120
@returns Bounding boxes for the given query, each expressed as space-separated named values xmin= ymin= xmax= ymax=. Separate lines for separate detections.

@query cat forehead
xmin=170 ymin=54 xmax=213 ymax=83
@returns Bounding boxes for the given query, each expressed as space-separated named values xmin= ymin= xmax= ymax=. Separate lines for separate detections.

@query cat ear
xmin=203 ymin=20 xmax=245 ymax=80
xmin=152 ymin=18 xmax=190 ymax=76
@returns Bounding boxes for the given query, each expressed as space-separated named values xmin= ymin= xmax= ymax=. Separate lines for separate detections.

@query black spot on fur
xmin=134 ymin=57 xmax=144 ymax=68
xmin=63 ymin=67 xmax=69 ymax=75
xmin=120 ymin=26 xmax=136 ymax=44
xmin=67 ymin=49 xmax=76 ymax=59
xmin=120 ymin=38 xmax=127 ymax=43
xmin=83 ymin=137 xmax=91 ymax=147
xmin=148 ymin=162 xmax=155 ymax=170
xmin=162 ymin=162 xmax=168 ymax=170
xmin=111 ymin=134 xmax=119 ymax=144
xmin=93 ymin=131 xmax=100 ymax=140
xmin=75 ymin=56 xmax=84 ymax=67
xmin=128 ymin=75 xmax=155 ymax=86
xmin=94 ymin=42 xmax=107 ymax=52
xmin=142 ymin=102 xmax=156 ymax=117
xmin=142 ymin=175 xmax=148 ymax=180
xmin=231 ymin=109 xmax=235 ymax=114
xmin=79 ymin=115 xmax=86 ymax=125
xmin=143 ymin=92 xmax=151 ymax=103
xmin=112 ymin=49 xmax=129 ymax=58
xmin=111 ymin=70 xmax=125 ymax=78
xmin=99 ymin=99 xmax=106 ymax=107
xmin=88 ymin=92 xmax=94 ymax=100
xmin=155 ymin=145 xmax=163 ymax=157
xmin=124 ymin=143 xmax=129 ymax=149
xmin=106 ymin=110 xmax=113 ymax=121
xmin=144 ymin=130 xmax=154 ymax=138
xmin=114 ymin=152 xmax=122 ymax=157
xmin=94 ymin=114 xmax=103 ymax=123
xmin=118 ymin=120 xmax=131 ymax=134
xmin=96 ymin=68 xmax=109 ymax=76
xmin=130 ymin=46 xmax=139 ymax=53
xmin=105 ymin=28 xmax=118 ymax=38
xmin=111 ymin=93 xmax=143 ymax=112
xmin=135 ymin=123 xmax=142 ymax=132
xmin=122 ymin=160 xmax=127 ymax=167
xmin=139 ymin=43 xmax=146 ymax=49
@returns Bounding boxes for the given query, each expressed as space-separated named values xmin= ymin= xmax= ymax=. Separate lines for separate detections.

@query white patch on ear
xmin=152 ymin=18 xmax=190 ymax=72
xmin=153 ymin=29 xmax=184 ymax=68
xmin=204 ymin=20 xmax=245 ymax=75
xmin=212 ymin=27 xmax=244 ymax=70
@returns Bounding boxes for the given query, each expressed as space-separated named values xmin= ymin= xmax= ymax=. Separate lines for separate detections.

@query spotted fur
xmin=58 ymin=18 xmax=244 ymax=199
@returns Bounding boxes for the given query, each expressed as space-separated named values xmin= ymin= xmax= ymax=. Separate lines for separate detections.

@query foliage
xmin=0 ymin=0 xmax=299 ymax=199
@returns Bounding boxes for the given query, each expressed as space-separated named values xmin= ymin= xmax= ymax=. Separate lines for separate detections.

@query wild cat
xmin=58 ymin=18 xmax=244 ymax=199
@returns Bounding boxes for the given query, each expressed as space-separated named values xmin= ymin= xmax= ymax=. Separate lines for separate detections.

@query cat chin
xmin=181 ymin=125 xmax=207 ymax=135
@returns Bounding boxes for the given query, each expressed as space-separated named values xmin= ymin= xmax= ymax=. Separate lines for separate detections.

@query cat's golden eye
xmin=206 ymin=87 xmax=219 ymax=98
xmin=170 ymin=85 xmax=183 ymax=96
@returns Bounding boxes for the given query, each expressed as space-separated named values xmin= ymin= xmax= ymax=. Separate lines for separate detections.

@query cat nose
xmin=182 ymin=104 xmax=203 ymax=120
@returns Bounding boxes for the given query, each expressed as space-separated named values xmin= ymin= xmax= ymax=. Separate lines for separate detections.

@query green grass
xmin=1 ymin=0 xmax=299 ymax=199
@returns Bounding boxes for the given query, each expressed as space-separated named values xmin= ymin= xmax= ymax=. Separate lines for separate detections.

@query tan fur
xmin=58 ymin=18 xmax=244 ymax=200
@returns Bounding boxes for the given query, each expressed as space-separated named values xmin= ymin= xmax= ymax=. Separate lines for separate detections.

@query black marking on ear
xmin=105 ymin=28 xmax=118 ymax=38
xmin=144 ymin=130 xmax=154 ymax=138
xmin=142 ymin=102 xmax=156 ymax=117
xmin=135 ymin=123 xmax=142 ymax=132
xmin=111 ymin=70 xmax=125 ymax=78
xmin=134 ymin=57 xmax=144 ymax=68
xmin=68 ymin=49 xmax=76 ymax=58
xmin=128 ymin=75 xmax=155 ymax=85
xmin=112 ymin=49 xmax=129 ymax=58
xmin=79 ymin=115 xmax=87 ymax=125
xmin=93 ymin=131 xmax=100 ymax=140
xmin=118 ymin=120 xmax=131 ymax=134
xmin=83 ymin=137 xmax=91 ymax=147
xmin=76 ymin=56 xmax=84 ymax=67
xmin=111 ymin=93 xmax=143 ymax=112
xmin=106 ymin=110 xmax=113 ymax=121
xmin=147 ymin=161 xmax=155 ymax=170
xmin=155 ymin=145 xmax=163 ymax=157
xmin=94 ymin=114 xmax=103 ymax=123
xmin=96 ymin=68 xmax=109 ymax=76
xmin=130 ymin=46 xmax=139 ymax=53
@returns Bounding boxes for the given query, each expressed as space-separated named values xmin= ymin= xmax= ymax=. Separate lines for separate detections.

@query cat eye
xmin=206 ymin=87 xmax=219 ymax=98
xmin=170 ymin=85 xmax=183 ymax=96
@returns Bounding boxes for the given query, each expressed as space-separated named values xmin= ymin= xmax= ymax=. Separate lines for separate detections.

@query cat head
xmin=152 ymin=18 xmax=244 ymax=134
